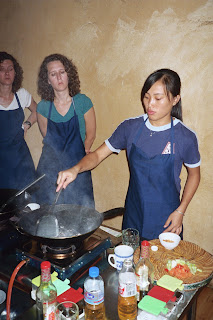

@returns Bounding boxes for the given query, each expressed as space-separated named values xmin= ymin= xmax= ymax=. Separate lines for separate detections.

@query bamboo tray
xmin=133 ymin=240 xmax=213 ymax=290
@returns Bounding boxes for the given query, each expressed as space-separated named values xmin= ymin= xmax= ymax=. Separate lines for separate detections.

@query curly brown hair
xmin=0 ymin=52 xmax=23 ymax=93
xmin=37 ymin=54 xmax=81 ymax=101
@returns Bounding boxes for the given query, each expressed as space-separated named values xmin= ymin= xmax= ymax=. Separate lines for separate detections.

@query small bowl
xmin=159 ymin=232 xmax=181 ymax=250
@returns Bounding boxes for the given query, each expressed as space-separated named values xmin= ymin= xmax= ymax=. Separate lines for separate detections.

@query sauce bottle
xmin=118 ymin=258 xmax=137 ymax=320
xmin=36 ymin=261 xmax=57 ymax=320
xmin=135 ymin=240 xmax=154 ymax=301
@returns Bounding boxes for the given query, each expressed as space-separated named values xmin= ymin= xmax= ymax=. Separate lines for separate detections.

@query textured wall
xmin=1 ymin=0 xmax=212 ymax=254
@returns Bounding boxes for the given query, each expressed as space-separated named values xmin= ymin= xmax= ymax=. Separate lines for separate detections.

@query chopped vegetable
xmin=166 ymin=259 xmax=202 ymax=279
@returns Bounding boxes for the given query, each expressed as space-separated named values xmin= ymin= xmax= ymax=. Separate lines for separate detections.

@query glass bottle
xmin=135 ymin=240 xmax=154 ymax=301
xmin=84 ymin=266 xmax=105 ymax=320
xmin=36 ymin=261 xmax=57 ymax=320
xmin=118 ymin=258 xmax=137 ymax=320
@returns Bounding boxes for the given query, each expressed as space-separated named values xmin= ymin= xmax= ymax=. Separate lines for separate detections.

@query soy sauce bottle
xmin=36 ymin=261 xmax=57 ymax=320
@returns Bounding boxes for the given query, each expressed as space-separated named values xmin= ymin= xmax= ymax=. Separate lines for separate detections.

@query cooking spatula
xmin=35 ymin=188 xmax=62 ymax=238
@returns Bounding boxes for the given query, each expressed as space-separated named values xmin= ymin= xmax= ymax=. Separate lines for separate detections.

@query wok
xmin=0 ymin=189 xmax=32 ymax=222
xmin=12 ymin=204 xmax=124 ymax=247
xmin=0 ymin=174 xmax=45 ymax=221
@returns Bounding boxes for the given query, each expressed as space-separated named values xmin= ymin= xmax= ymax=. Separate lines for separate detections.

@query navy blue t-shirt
xmin=105 ymin=114 xmax=200 ymax=193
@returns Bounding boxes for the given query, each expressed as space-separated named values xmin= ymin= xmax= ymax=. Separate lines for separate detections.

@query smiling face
xmin=0 ymin=59 xmax=15 ymax=87
xmin=143 ymin=80 xmax=180 ymax=126
xmin=47 ymin=60 xmax=69 ymax=93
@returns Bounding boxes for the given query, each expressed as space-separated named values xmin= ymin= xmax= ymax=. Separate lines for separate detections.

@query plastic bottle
xmin=135 ymin=240 xmax=154 ymax=301
xmin=36 ymin=261 xmax=57 ymax=320
xmin=84 ymin=266 xmax=105 ymax=320
xmin=118 ymin=258 xmax=137 ymax=320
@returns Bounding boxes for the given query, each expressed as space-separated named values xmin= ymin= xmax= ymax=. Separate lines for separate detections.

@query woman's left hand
xmin=22 ymin=121 xmax=31 ymax=133
xmin=163 ymin=211 xmax=183 ymax=235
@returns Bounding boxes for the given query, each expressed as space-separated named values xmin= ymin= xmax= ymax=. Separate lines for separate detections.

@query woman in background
xmin=36 ymin=53 xmax=96 ymax=207
xmin=57 ymin=69 xmax=200 ymax=240
xmin=0 ymin=52 xmax=37 ymax=192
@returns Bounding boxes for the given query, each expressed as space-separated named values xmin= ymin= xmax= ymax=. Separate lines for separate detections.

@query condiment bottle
xmin=135 ymin=240 xmax=154 ymax=301
xmin=36 ymin=261 xmax=57 ymax=320
xmin=118 ymin=258 xmax=137 ymax=320
xmin=84 ymin=266 xmax=105 ymax=320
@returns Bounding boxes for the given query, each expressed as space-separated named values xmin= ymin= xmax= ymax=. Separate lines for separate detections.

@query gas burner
xmin=41 ymin=243 xmax=83 ymax=260
xmin=15 ymin=227 xmax=121 ymax=280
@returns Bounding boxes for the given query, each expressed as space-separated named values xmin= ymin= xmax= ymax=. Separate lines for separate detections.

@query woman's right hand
xmin=56 ymin=167 xmax=78 ymax=191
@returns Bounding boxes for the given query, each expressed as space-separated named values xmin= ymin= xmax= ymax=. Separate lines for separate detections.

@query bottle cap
xmin=41 ymin=261 xmax=51 ymax=269
xmin=141 ymin=240 xmax=150 ymax=247
xmin=89 ymin=266 xmax=99 ymax=277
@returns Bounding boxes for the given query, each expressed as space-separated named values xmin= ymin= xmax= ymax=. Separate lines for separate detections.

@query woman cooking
xmin=0 ymin=52 xmax=37 ymax=192
xmin=36 ymin=53 xmax=96 ymax=207
xmin=56 ymin=69 xmax=200 ymax=240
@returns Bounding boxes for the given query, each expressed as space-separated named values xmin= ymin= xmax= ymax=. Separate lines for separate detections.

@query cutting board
xmin=134 ymin=240 xmax=213 ymax=289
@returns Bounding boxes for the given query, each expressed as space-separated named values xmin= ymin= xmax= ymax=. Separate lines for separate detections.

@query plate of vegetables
xmin=166 ymin=259 xmax=202 ymax=279
xmin=134 ymin=239 xmax=213 ymax=290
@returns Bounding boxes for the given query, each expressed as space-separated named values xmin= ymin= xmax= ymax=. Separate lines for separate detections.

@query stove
xmin=15 ymin=230 xmax=114 ymax=281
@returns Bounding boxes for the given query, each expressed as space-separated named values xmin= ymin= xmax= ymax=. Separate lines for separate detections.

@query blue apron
xmin=36 ymin=98 xmax=94 ymax=208
xmin=0 ymin=93 xmax=36 ymax=190
xmin=123 ymin=117 xmax=181 ymax=240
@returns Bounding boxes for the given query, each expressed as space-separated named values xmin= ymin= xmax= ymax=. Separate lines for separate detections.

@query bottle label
xmin=43 ymin=300 xmax=57 ymax=320
xmin=84 ymin=290 xmax=104 ymax=305
xmin=41 ymin=268 xmax=51 ymax=282
xmin=119 ymin=281 xmax=136 ymax=297
xmin=136 ymin=265 xmax=150 ymax=300
xmin=136 ymin=265 xmax=149 ymax=288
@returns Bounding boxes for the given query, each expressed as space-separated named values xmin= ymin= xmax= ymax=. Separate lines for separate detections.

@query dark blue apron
xmin=36 ymin=98 xmax=94 ymax=208
xmin=0 ymin=93 xmax=36 ymax=190
xmin=123 ymin=117 xmax=181 ymax=240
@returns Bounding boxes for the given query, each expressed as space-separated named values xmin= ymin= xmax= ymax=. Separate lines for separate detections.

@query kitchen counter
xmin=0 ymin=227 xmax=212 ymax=319
xmin=0 ymin=250 xmax=211 ymax=320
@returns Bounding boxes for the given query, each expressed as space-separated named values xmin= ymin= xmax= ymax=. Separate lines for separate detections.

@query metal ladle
xmin=35 ymin=188 xmax=62 ymax=238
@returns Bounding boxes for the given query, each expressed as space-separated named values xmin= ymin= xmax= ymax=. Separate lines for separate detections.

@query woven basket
xmin=133 ymin=240 xmax=213 ymax=286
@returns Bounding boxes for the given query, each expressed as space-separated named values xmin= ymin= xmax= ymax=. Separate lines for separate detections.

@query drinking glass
xmin=56 ymin=301 xmax=79 ymax=320
xmin=122 ymin=228 xmax=140 ymax=251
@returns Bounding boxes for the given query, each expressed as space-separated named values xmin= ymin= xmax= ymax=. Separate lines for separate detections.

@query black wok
xmin=12 ymin=204 xmax=124 ymax=247
xmin=0 ymin=174 xmax=45 ymax=221
xmin=0 ymin=189 xmax=32 ymax=222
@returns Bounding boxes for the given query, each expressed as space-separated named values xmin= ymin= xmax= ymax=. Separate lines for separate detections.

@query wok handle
xmin=102 ymin=207 xmax=125 ymax=220
xmin=10 ymin=219 xmax=26 ymax=235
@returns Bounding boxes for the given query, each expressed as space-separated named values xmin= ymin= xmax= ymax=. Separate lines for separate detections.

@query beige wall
xmin=1 ymin=0 xmax=212 ymax=254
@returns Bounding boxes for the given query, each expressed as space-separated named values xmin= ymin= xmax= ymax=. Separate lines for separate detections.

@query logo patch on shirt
xmin=162 ymin=142 xmax=175 ymax=154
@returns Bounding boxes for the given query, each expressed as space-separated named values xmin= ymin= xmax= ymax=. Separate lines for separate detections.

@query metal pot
xmin=12 ymin=204 xmax=124 ymax=247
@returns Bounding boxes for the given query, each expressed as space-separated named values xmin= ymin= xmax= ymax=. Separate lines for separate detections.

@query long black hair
xmin=141 ymin=68 xmax=182 ymax=121
xmin=0 ymin=52 xmax=23 ymax=93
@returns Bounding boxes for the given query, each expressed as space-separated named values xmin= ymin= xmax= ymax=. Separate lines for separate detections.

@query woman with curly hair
xmin=0 ymin=52 xmax=37 ymax=192
xmin=36 ymin=53 xmax=96 ymax=207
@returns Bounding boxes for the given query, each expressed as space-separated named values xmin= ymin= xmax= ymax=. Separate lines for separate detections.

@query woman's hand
xmin=56 ymin=167 xmax=79 ymax=191
xmin=163 ymin=210 xmax=183 ymax=235
xmin=22 ymin=121 xmax=31 ymax=136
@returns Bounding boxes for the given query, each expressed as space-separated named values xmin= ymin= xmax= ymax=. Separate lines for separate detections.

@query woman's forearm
xmin=178 ymin=166 xmax=200 ymax=214
xmin=26 ymin=98 xmax=37 ymax=126
xmin=57 ymin=143 xmax=112 ymax=190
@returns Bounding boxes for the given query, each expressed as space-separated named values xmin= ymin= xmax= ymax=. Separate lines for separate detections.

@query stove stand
xmin=16 ymin=237 xmax=112 ymax=280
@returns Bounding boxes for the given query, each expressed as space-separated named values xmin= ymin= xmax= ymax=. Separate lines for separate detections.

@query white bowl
xmin=159 ymin=232 xmax=181 ymax=250
xmin=25 ymin=203 xmax=40 ymax=211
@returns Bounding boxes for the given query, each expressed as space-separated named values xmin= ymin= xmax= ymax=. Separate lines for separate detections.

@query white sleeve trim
xmin=105 ymin=139 xmax=121 ymax=154
xmin=184 ymin=160 xmax=201 ymax=168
